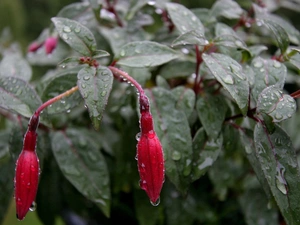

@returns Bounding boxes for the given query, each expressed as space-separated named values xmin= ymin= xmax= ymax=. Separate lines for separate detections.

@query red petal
xmin=137 ymin=131 xmax=164 ymax=204
xmin=15 ymin=150 xmax=40 ymax=220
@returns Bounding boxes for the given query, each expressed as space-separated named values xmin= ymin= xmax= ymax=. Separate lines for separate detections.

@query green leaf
xmin=0 ymin=130 xmax=14 ymax=225
xmin=259 ymin=19 xmax=290 ymax=54
xmin=171 ymin=86 xmax=195 ymax=119
xmin=166 ymin=2 xmax=205 ymax=35
xmin=213 ymin=23 xmax=248 ymax=51
xmin=248 ymin=45 xmax=268 ymax=58
xmin=171 ymin=30 xmax=208 ymax=47
xmin=0 ymin=77 xmax=42 ymax=118
xmin=126 ymin=0 xmax=148 ymax=20
xmin=100 ymin=26 xmax=148 ymax=55
xmin=210 ymin=0 xmax=243 ymax=19
xmin=202 ymin=53 xmax=249 ymax=115
xmin=134 ymin=189 xmax=162 ymax=225
xmin=77 ymin=66 xmax=113 ymax=130
xmin=51 ymin=128 xmax=110 ymax=217
xmin=254 ymin=123 xmax=300 ymax=224
xmin=239 ymin=188 xmax=279 ymax=225
xmin=57 ymin=2 xmax=90 ymax=20
xmin=115 ymin=41 xmax=178 ymax=68
xmin=191 ymin=128 xmax=222 ymax=182
xmin=163 ymin=181 xmax=196 ymax=225
xmin=52 ymin=17 xmax=97 ymax=56
xmin=159 ymin=61 xmax=196 ymax=79
xmin=251 ymin=57 xmax=287 ymax=102
xmin=257 ymin=86 xmax=296 ymax=122
xmin=156 ymin=75 xmax=170 ymax=89
xmin=41 ymin=73 xmax=82 ymax=115
xmin=146 ymin=87 xmax=193 ymax=194
xmin=0 ymin=53 xmax=32 ymax=81
xmin=240 ymin=129 xmax=273 ymax=199
xmin=196 ymin=94 xmax=227 ymax=139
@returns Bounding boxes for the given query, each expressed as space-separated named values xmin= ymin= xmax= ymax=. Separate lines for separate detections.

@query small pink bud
xmin=44 ymin=37 xmax=58 ymax=54
xmin=28 ymin=42 xmax=43 ymax=53
xmin=137 ymin=111 xmax=164 ymax=205
xmin=14 ymin=130 xmax=40 ymax=220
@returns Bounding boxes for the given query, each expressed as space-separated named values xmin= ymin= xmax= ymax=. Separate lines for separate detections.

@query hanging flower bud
xmin=137 ymin=109 xmax=165 ymax=205
xmin=28 ymin=41 xmax=43 ymax=53
xmin=44 ymin=37 xmax=58 ymax=54
xmin=14 ymin=115 xmax=40 ymax=220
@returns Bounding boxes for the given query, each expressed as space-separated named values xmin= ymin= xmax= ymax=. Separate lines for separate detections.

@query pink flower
xmin=44 ymin=37 xmax=58 ymax=54
xmin=14 ymin=130 xmax=40 ymax=220
xmin=27 ymin=42 xmax=43 ymax=53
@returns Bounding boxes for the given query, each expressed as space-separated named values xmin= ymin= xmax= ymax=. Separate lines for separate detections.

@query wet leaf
xmin=196 ymin=94 xmax=227 ymax=139
xmin=41 ymin=73 xmax=82 ymax=115
xmin=166 ymin=2 xmax=205 ymax=35
xmin=251 ymin=57 xmax=287 ymax=102
xmin=254 ymin=123 xmax=300 ymax=224
xmin=259 ymin=19 xmax=290 ymax=54
xmin=115 ymin=41 xmax=178 ymax=68
xmin=202 ymin=53 xmax=249 ymax=115
xmin=77 ymin=66 xmax=113 ymax=130
xmin=191 ymin=128 xmax=222 ymax=182
xmin=51 ymin=128 xmax=110 ymax=217
xmin=159 ymin=61 xmax=196 ymax=79
xmin=257 ymin=86 xmax=296 ymax=122
xmin=0 ymin=53 xmax=32 ymax=81
xmin=171 ymin=86 xmax=195 ymax=119
xmin=210 ymin=0 xmax=243 ymax=19
xmin=171 ymin=30 xmax=208 ymax=47
xmin=239 ymin=188 xmax=279 ymax=225
xmin=146 ymin=87 xmax=193 ymax=194
xmin=57 ymin=2 xmax=90 ymax=20
xmin=0 ymin=77 xmax=42 ymax=118
xmin=0 ymin=130 xmax=14 ymax=225
xmin=52 ymin=17 xmax=97 ymax=56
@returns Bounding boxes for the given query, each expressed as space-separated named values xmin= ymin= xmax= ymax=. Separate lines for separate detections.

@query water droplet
xmin=245 ymin=146 xmax=252 ymax=154
xmin=120 ymin=49 xmax=125 ymax=57
xmin=147 ymin=130 xmax=155 ymax=139
xmin=235 ymin=40 xmax=243 ymax=48
xmin=276 ymin=164 xmax=287 ymax=195
xmin=74 ymin=27 xmax=81 ymax=33
xmin=181 ymin=25 xmax=187 ymax=31
xmin=29 ymin=201 xmax=37 ymax=211
xmin=150 ymin=197 xmax=160 ymax=206
xmin=273 ymin=60 xmax=281 ymax=68
xmin=30 ymin=165 xmax=36 ymax=172
xmin=63 ymin=26 xmax=71 ymax=33
xmin=222 ymin=74 xmax=234 ymax=84
xmin=191 ymin=16 xmax=197 ymax=21
xmin=139 ymin=179 xmax=147 ymax=190
xmin=181 ymin=48 xmax=189 ymax=54
xmin=135 ymin=132 xmax=141 ymax=141
xmin=83 ymin=75 xmax=90 ymax=80
xmin=101 ymin=91 xmax=107 ymax=96
xmin=172 ymin=151 xmax=181 ymax=161
xmin=274 ymin=112 xmax=283 ymax=120
xmin=253 ymin=60 xmax=263 ymax=68
xmin=62 ymin=33 xmax=69 ymax=40
xmin=17 ymin=198 xmax=22 ymax=206
xmin=147 ymin=0 xmax=156 ymax=6
xmin=81 ymin=83 xmax=86 ymax=89
xmin=135 ymin=48 xmax=141 ymax=54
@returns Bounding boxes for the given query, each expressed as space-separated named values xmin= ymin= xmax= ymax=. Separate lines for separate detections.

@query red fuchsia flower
xmin=14 ymin=115 xmax=40 ymax=220
xmin=44 ymin=37 xmax=58 ymax=54
xmin=27 ymin=41 xmax=43 ymax=53
xmin=137 ymin=95 xmax=165 ymax=205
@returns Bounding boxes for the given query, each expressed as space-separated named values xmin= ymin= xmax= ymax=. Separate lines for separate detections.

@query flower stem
xmin=35 ymin=86 xmax=79 ymax=116
xmin=108 ymin=66 xmax=145 ymax=95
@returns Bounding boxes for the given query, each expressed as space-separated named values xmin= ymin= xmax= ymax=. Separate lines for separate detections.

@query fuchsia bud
xmin=14 ymin=115 xmax=40 ymax=220
xmin=28 ymin=42 xmax=43 ymax=53
xmin=44 ymin=37 xmax=58 ymax=54
xmin=137 ymin=95 xmax=165 ymax=205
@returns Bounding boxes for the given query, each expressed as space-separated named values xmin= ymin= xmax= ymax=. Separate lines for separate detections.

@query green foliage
xmin=1 ymin=0 xmax=300 ymax=225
